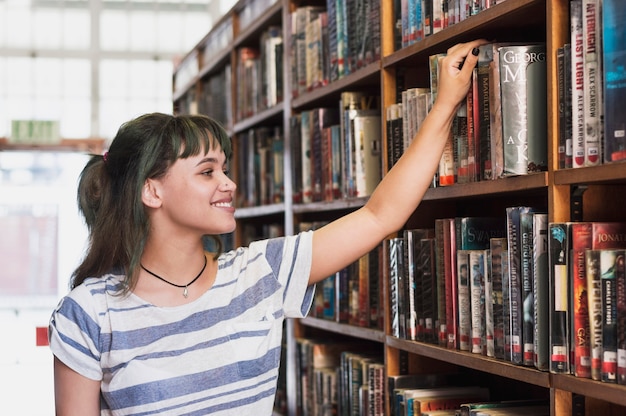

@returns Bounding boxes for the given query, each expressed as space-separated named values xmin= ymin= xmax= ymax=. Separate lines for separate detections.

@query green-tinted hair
xmin=72 ymin=112 xmax=232 ymax=292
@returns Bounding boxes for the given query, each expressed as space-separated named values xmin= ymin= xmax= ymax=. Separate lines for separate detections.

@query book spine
xmin=389 ymin=238 xmax=405 ymax=338
xmin=485 ymin=242 xmax=495 ymax=357
xmin=617 ymin=247 xmax=626 ymax=385
xmin=601 ymin=249 xmax=620 ymax=383
xmin=506 ymin=206 xmax=533 ymax=365
xmin=570 ymin=0 xmax=585 ymax=168
xmin=477 ymin=45 xmax=492 ymax=180
xmin=404 ymin=230 xmax=419 ymax=341
xmin=532 ymin=214 xmax=550 ymax=371
xmin=499 ymin=44 xmax=548 ymax=175
xmin=301 ymin=111 xmax=313 ymax=203
xmin=445 ymin=218 xmax=458 ymax=349
xmin=353 ymin=114 xmax=382 ymax=197
xmin=549 ymin=222 xmax=570 ymax=374
xmin=457 ymin=250 xmax=471 ymax=351
xmin=520 ymin=211 xmax=535 ymax=366
xmin=469 ymin=249 xmax=487 ymax=354
xmin=556 ymin=46 xmax=567 ymax=169
xmin=489 ymin=44 xmax=504 ymax=179
xmin=435 ymin=219 xmax=449 ymax=347
xmin=582 ymin=0 xmax=602 ymax=166
xmin=570 ymin=222 xmax=593 ymax=378
xmin=587 ymin=248 xmax=603 ymax=380
xmin=421 ymin=238 xmax=438 ymax=344
xmin=602 ymin=0 xmax=626 ymax=162
xmin=490 ymin=237 xmax=507 ymax=359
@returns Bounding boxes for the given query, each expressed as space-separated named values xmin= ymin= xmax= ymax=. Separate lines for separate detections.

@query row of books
xmin=387 ymin=42 xmax=548 ymax=187
xmin=235 ymin=126 xmax=284 ymax=208
xmin=290 ymin=92 xmax=382 ymax=204
xmin=289 ymin=1 xmax=381 ymax=98
xmin=234 ymin=25 xmax=284 ymax=121
xmin=557 ymin=0 xmax=626 ymax=167
xmin=295 ymin=338 xmax=384 ymax=416
xmin=394 ymin=0 xmax=506 ymax=50
xmin=388 ymin=211 xmax=626 ymax=384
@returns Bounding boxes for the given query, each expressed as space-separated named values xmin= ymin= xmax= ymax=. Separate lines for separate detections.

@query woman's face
xmin=148 ymin=145 xmax=237 ymax=238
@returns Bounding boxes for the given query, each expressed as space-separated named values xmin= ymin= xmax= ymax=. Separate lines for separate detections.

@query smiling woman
xmin=47 ymin=39 xmax=485 ymax=416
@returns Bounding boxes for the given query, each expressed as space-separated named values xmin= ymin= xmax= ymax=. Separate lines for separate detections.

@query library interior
xmin=1 ymin=0 xmax=626 ymax=415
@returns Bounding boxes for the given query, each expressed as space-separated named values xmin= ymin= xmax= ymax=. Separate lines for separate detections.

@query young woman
xmin=50 ymin=39 xmax=486 ymax=415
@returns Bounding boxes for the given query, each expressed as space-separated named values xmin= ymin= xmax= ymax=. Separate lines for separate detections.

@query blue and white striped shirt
xmin=49 ymin=232 xmax=314 ymax=415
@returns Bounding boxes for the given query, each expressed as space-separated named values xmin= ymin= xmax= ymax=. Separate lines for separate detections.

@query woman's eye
xmin=203 ymin=169 xmax=213 ymax=176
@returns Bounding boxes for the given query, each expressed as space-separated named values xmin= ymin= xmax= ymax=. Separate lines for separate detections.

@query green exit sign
xmin=10 ymin=120 xmax=61 ymax=145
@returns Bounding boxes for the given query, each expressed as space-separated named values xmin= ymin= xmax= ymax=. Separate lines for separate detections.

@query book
xmin=532 ymin=213 xmax=550 ymax=371
xmin=434 ymin=219 xmax=449 ymax=347
xmin=457 ymin=249 xmax=472 ymax=351
xmin=570 ymin=222 xmax=593 ymax=378
xmin=549 ymin=222 xmax=570 ymax=374
xmin=405 ymin=386 xmax=490 ymax=415
xmin=469 ymin=249 xmax=488 ymax=354
xmin=600 ymin=249 xmax=622 ymax=383
xmin=519 ymin=210 xmax=536 ymax=366
xmin=476 ymin=44 xmax=493 ymax=180
xmin=458 ymin=399 xmax=549 ymax=416
xmin=581 ymin=0 xmax=603 ymax=166
xmin=352 ymin=112 xmax=382 ymax=197
xmin=602 ymin=0 xmax=626 ymax=162
xmin=389 ymin=237 xmax=406 ymax=338
xmin=420 ymin=237 xmax=438 ymax=344
xmin=506 ymin=206 xmax=534 ymax=365
xmin=498 ymin=44 xmax=548 ymax=176
xmin=570 ymin=0 xmax=585 ymax=168
xmin=490 ymin=237 xmax=508 ymax=360
xmin=618 ymin=248 xmax=626 ymax=385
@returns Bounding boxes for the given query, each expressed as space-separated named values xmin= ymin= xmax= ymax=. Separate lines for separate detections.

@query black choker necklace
xmin=140 ymin=254 xmax=207 ymax=298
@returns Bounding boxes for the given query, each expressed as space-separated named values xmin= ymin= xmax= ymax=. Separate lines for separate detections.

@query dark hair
xmin=72 ymin=112 xmax=232 ymax=292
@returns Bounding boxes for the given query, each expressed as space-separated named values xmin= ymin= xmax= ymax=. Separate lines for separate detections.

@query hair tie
xmin=103 ymin=151 xmax=109 ymax=164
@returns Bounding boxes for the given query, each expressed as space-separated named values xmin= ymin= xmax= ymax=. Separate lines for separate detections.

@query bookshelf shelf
xmin=554 ymin=163 xmax=626 ymax=185
xmin=552 ymin=374 xmax=626 ymax=407
xmin=233 ymin=102 xmax=284 ymax=133
xmin=291 ymin=62 xmax=381 ymax=110
xmin=387 ymin=337 xmax=551 ymax=389
xmin=173 ymin=0 xmax=626 ymax=413
xmin=300 ymin=317 xmax=386 ymax=343
xmin=234 ymin=203 xmax=285 ymax=219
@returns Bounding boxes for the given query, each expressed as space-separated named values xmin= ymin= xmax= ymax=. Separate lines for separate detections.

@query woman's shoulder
xmin=57 ymin=273 xmax=127 ymax=314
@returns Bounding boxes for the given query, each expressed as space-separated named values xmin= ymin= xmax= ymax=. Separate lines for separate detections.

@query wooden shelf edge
xmin=299 ymin=317 xmax=385 ymax=343
xmin=554 ymin=162 xmax=626 ymax=185
xmin=386 ymin=336 xmax=551 ymax=388
xmin=234 ymin=203 xmax=285 ymax=218
xmin=423 ymin=172 xmax=548 ymax=200
xmin=232 ymin=103 xmax=285 ymax=133
xmin=552 ymin=374 xmax=626 ymax=407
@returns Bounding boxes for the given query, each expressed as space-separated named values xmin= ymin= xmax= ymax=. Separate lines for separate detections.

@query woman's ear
xmin=142 ymin=178 xmax=162 ymax=208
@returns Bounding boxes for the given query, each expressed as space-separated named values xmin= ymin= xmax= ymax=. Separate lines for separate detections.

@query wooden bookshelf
xmin=172 ymin=0 xmax=626 ymax=413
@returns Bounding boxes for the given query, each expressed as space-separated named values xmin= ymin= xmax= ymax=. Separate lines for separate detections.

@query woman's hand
xmin=435 ymin=39 xmax=490 ymax=113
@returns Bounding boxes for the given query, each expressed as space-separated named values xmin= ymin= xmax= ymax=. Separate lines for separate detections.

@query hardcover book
xmin=457 ymin=250 xmax=472 ymax=351
xmin=570 ymin=0 xmax=585 ymax=167
xmin=532 ymin=213 xmax=550 ymax=371
xmin=600 ymin=249 xmax=622 ymax=383
xmin=602 ymin=0 xmax=626 ymax=162
xmin=388 ymin=237 xmax=406 ymax=338
xmin=490 ymin=237 xmax=508 ymax=360
xmin=498 ymin=44 xmax=548 ymax=176
xmin=506 ymin=206 xmax=535 ymax=365
xmin=549 ymin=222 xmax=571 ymax=374
xmin=469 ymin=249 xmax=488 ymax=355
xmin=581 ymin=0 xmax=602 ymax=166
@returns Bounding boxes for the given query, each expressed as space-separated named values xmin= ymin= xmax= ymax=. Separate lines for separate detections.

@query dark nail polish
xmin=472 ymin=47 xmax=480 ymax=56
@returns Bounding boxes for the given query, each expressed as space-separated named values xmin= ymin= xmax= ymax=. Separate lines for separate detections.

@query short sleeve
xmin=48 ymin=285 xmax=104 ymax=381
